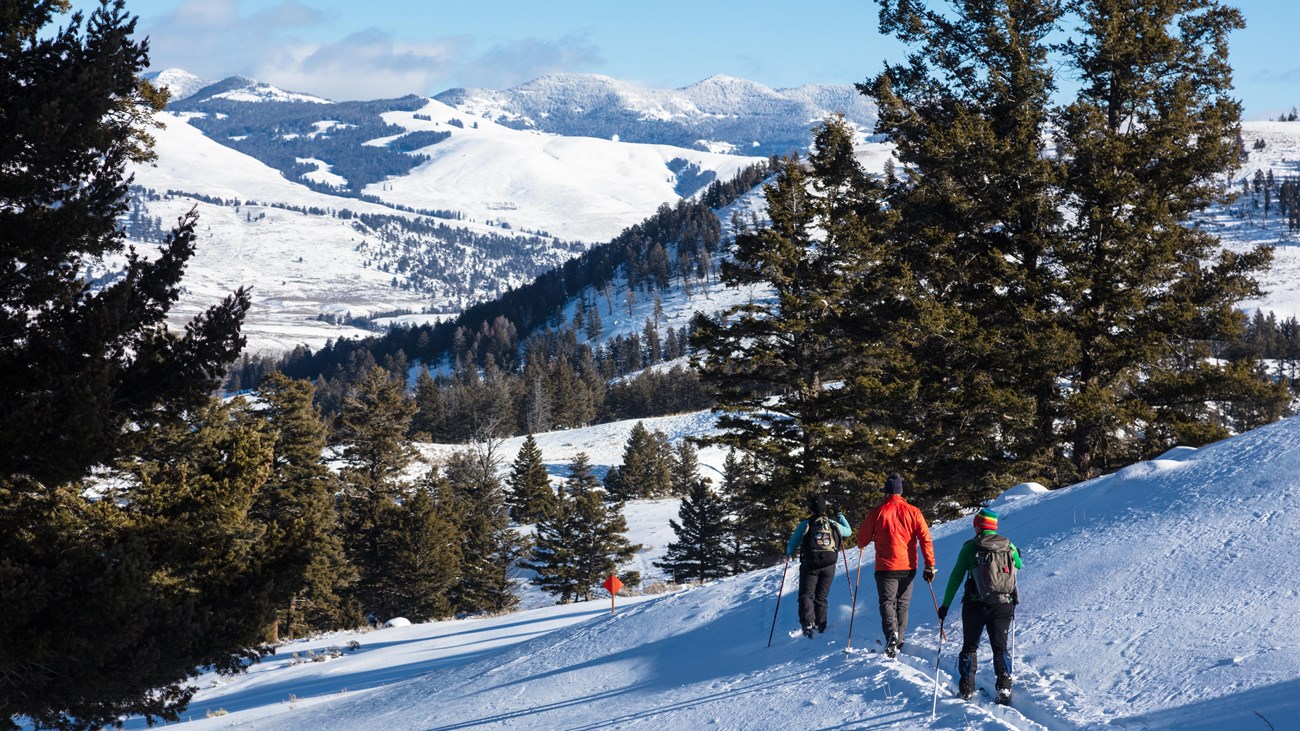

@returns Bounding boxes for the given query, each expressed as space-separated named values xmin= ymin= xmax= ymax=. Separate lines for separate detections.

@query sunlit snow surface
xmin=94 ymin=413 xmax=1300 ymax=731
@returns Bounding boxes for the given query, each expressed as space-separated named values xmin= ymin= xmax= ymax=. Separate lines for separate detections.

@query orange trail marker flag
xmin=603 ymin=575 xmax=624 ymax=614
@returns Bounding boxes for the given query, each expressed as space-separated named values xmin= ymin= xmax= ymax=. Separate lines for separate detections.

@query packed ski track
xmin=97 ymin=411 xmax=1300 ymax=730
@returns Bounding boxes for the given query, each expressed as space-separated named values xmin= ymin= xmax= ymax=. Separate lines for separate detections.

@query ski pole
xmin=840 ymin=547 xmax=855 ymax=604
xmin=931 ymin=618 xmax=945 ymax=719
xmin=1011 ymin=613 xmax=1016 ymax=674
xmin=845 ymin=547 xmax=864 ymax=655
xmin=767 ymin=556 xmax=791 ymax=648
xmin=926 ymin=580 xmax=947 ymax=642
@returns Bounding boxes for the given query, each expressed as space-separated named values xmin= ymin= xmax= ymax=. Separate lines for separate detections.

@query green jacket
xmin=940 ymin=531 xmax=1023 ymax=608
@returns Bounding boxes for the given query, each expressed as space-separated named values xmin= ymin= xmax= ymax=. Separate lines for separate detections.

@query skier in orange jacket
xmin=856 ymin=473 xmax=935 ymax=657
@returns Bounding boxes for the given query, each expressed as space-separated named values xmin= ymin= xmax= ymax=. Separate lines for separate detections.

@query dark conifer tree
xmin=691 ymin=116 xmax=887 ymax=556
xmin=862 ymin=0 xmax=1068 ymax=508
xmin=717 ymin=450 xmax=764 ymax=574
xmin=526 ymin=454 xmax=638 ymax=602
xmin=657 ymin=445 xmax=730 ymax=583
xmin=0 ymin=2 xmax=274 ymax=726
xmin=1054 ymin=0 xmax=1285 ymax=476
xmin=368 ymin=473 xmax=461 ymax=621
xmin=507 ymin=434 xmax=556 ymax=523
xmin=604 ymin=421 xmax=673 ymax=500
xmin=256 ymin=372 xmax=357 ymax=637
xmin=336 ymin=366 xmax=418 ymax=616
xmin=525 ymin=477 xmax=584 ymax=603
xmin=444 ymin=448 xmax=524 ymax=614
xmin=411 ymin=366 xmax=446 ymax=440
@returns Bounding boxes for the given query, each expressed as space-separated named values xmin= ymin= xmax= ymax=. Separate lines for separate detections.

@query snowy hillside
xmin=1213 ymin=119 xmax=1300 ymax=320
xmin=363 ymin=97 xmax=757 ymax=242
xmin=119 ymin=71 xmax=805 ymax=355
xmin=434 ymin=73 xmax=878 ymax=156
xmin=120 ymin=111 xmax=574 ymax=355
xmin=109 ymin=412 xmax=1300 ymax=730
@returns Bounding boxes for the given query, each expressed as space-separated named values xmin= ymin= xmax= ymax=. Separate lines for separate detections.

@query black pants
xmin=959 ymin=600 xmax=1016 ymax=689
xmin=876 ymin=569 xmax=916 ymax=643
xmin=798 ymin=562 xmax=836 ymax=630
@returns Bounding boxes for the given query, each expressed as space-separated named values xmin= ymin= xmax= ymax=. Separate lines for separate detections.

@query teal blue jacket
xmin=786 ymin=513 xmax=852 ymax=557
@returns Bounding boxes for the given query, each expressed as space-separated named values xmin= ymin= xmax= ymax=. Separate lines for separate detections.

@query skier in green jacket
xmin=936 ymin=507 xmax=1023 ymax=705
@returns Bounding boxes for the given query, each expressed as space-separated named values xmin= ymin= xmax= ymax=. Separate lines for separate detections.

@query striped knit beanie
xmin=973 ymin=507 xmax=999 ymax=533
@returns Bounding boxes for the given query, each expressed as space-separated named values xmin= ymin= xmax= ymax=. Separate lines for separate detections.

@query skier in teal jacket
xmin=937 ymin=507 xmax=1023 ymax=704
xmin=785 ymin=494 xmax=852 ymax=638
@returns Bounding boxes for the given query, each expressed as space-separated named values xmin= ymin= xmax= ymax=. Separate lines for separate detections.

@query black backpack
xmin=970 ymin=533 xmax=1017 ymax=603
xmin=803 ymin=514 xmax=840 ymax=567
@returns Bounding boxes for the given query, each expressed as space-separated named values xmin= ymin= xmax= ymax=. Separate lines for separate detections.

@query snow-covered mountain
xmin=111 ymin=410 xmax=1300 ymax=730
xmin=142 ymin=68 xmax=210 ymax=102
xmin=434 ymin=73 xmax=879 ymax=156
xmin=122 ymin=71 xmax=782 ymax=355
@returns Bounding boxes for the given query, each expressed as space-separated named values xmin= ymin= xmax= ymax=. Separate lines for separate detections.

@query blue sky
xmin=71 ymin=0 xmax=1300 ymax=118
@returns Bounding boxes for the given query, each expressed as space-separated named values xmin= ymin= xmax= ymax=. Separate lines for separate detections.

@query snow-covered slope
xmin=435 ymin=73 xmax=878 ymax=156
xmin=120 ymin=74 xmax=782 ymax=355
xmin=114 ymin=411 xmax=1300 ymax=731
xmin=143 ymin=68 xmax=210 ymax=101
xmin=122 ymin=112 xmax=559 ymax=355
xmin=364 ymin=97 xmax=758 ymax=242
xmin=1213 ymin=119 xmax=1300 ymax=321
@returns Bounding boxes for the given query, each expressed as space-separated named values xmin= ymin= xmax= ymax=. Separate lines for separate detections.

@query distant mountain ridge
xmin=434 ymin=73 xmax=878 ymax=156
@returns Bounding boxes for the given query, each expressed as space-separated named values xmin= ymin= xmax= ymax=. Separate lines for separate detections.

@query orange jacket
xmin=856 ymin=495 xmax=935 ymax=571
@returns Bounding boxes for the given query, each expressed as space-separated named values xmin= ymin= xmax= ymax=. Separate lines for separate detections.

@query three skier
xmin=784 ymin=493 xmax=852 ymax=638
xmin=780 ymin=480 xmax=1024 ymax=707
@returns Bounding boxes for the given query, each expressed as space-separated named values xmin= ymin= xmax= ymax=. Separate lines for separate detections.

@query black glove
xmin=923 ymin=566 xmax=936 ymax=583
xmin=937 ymin=605 xmax=948 ymax=622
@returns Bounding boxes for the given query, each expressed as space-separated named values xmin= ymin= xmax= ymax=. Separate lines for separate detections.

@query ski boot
xmin=993 ymin=651 xmax=1013 ymax=705
xmin=958 ymin=653 xmax=977 ymax=700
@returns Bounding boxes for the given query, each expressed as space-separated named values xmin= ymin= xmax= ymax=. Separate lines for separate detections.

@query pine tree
xmin=690 ymin=116 xmax=887 ymax=555
xmin=411 ymin=366 xmax=446 ymax=440
xmin=0 ymin=3 xmax=268 ymax=726
xmin=256 ymin=372 xmax=357 ymax=638
xmin=669 ymin=440 xmax=703 ymax=497
xmin=604 ymin=421 xmax=673 ymax=500
xmin=1053 ymin=0 xmax=1285 ymax=476
xmin=444 ymin=448 xmax=524 ymax=614
xmin=0 ymin=5 xmax=250 ymax=485
xmin=859 ymin=0 xmax=1287 ymax=495
xmin=3 ymin=398 xmax=297 ymax=730
xmin=336 ymin=366 xmax=419 ymax=617
xmin=525 ymin=454 xmax=638 ymax=602
xmin=861 ymin=0 xmax=1068 ymax=508
xmin=507 ymin=434 xmax=556 ymax=523
xmin=367 ymin=473 xmax=461 ymax=621
xmin=656 ymin=448 xmax=730 ymax=583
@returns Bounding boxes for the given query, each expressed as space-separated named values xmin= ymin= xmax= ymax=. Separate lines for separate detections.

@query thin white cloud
xmin=461 ymin=34 xmax=605 ymax=89
xmin=140 ymin=0 xmax=606 ymax=99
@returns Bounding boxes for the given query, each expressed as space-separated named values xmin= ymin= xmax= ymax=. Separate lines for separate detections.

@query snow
xmin=91 ymin=410 xmax=1300 ymax=730
xmin=368 ymin=99 xmax=758 ymax=243
xmin=1206 ymin=119 xmax=1300 ymax=321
